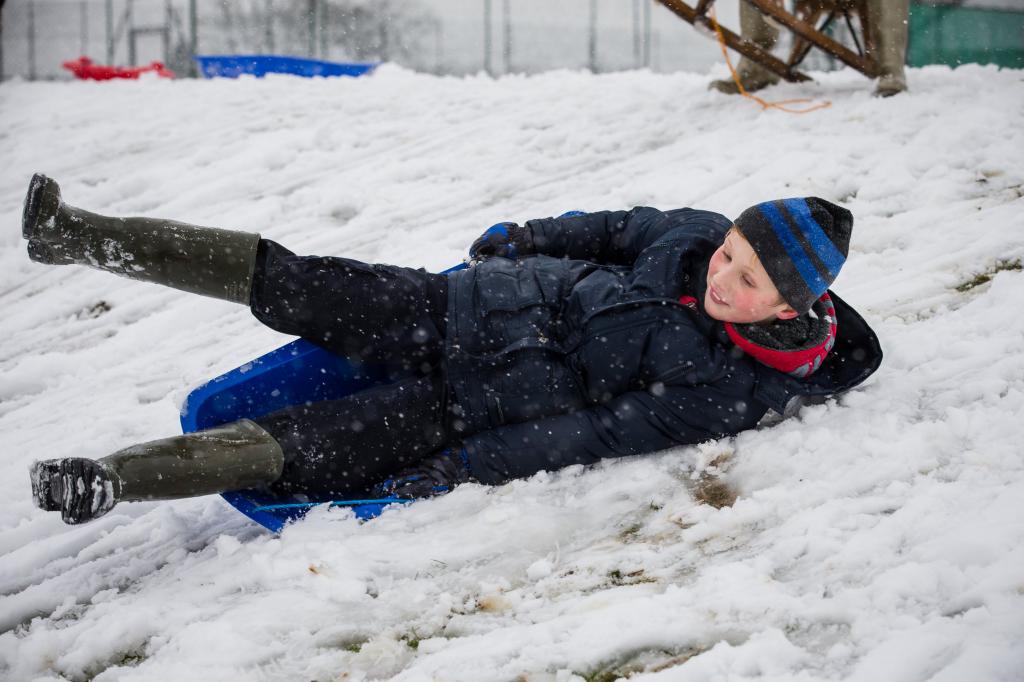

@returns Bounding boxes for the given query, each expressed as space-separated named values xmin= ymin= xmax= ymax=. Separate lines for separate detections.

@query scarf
xmin=678 ymin=293 xmax=837 ymax=378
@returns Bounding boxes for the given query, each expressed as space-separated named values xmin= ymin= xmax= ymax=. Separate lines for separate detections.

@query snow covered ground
xmin=0 ymin=63 xmax=1023 ymax=681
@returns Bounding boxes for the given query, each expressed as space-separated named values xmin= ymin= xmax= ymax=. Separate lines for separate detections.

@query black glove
xmin=374 ymin=447 xmax=473 ymax=500
xmin=468 ymin=222 xmax=534 ymax=262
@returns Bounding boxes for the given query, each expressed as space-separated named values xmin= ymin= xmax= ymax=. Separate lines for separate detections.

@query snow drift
xmin=0 ymin=64 xmax=1022 ymax=681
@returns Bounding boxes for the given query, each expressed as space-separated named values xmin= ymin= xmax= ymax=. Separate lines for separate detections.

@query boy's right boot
xmin=22 ymin=173 xmax=260 ymax=304
xmin=30 ymin=419 xmax=285 ymax=524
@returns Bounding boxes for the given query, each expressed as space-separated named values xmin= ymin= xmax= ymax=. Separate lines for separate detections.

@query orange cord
xmin=709 ymin=6 xmax=831 ymax=114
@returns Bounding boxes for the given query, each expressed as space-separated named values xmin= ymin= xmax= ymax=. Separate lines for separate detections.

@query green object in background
xmin=909 ymin=4 xmax=1024 ymax=69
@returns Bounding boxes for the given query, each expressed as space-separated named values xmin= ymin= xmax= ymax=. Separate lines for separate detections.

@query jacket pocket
xmin=485 ymin=350 xmax=586 ymax=426
xmin=473 ymin=258 xmax=568 ymax=314
xmin=474 ymin=270 xmax=521 ymax=313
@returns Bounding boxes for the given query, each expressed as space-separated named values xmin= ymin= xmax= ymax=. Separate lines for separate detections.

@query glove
xmin=373 ymin=447 xmax=473 ymax=500
xmin=468 ymin=222 xmax=534 ymax=262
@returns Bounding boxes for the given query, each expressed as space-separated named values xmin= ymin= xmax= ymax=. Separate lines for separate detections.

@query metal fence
xmin=0 ymin=0 xmax=742 ymax=81
xmin=7 ymin=1 xmax=1017 ymax=83
xmin=1 ymin=0 xmax=195 ymax=79
xmin=908 ymin=3 xmax=1024 ymax=69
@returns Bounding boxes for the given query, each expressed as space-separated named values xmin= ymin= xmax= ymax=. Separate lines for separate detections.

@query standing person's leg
xmin=250 ymin=239 xmax=449 ymax=380
xmin=867 ymin=0 xmax=909 ymax=97
xmin=709 ymin=1 xmax=781 ymax=94
xmin=253 ymin=370 xmax=453 ymax=499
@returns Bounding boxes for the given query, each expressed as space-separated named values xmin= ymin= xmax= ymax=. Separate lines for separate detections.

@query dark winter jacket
xmin=445 ymin=208 xmax=883 ymax=484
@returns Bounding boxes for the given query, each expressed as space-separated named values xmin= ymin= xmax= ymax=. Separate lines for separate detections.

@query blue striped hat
xmin=734 ymin=197 xmax=852 ymax=314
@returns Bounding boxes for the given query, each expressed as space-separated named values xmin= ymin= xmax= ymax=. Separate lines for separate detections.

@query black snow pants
xmin=246 ymin=239 xmax=457 ymax=498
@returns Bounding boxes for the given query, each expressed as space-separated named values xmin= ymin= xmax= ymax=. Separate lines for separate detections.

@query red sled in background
xmin=62 ymin=56 xmax=175 ymax=81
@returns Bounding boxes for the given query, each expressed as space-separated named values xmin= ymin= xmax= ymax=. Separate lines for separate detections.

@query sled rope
xmin=709 ymin=7 xmax=831 ymax=114
xmin=252 ymin=498 xmax=409 ymax=512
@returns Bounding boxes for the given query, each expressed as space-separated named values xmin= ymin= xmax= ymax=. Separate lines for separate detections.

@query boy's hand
xmin=468 ymin=222 xmax=533 ymax=261
xmin=374 ymin=447 xmax=473 ymax=499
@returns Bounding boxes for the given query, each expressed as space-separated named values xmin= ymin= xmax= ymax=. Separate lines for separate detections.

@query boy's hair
xmin=733 ymin=198 xmax=852 ymax=314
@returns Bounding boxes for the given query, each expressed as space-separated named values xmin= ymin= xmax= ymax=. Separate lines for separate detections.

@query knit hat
xmin=733 ymin=197 xmax=853 ymax=314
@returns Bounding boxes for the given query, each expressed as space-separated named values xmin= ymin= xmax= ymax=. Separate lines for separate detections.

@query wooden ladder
xmin=657 ymin=0 xmax=880 ymax=83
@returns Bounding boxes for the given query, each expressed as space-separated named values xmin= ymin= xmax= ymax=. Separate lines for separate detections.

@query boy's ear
xmin=776 ymin=306 xmax=799 ymax=321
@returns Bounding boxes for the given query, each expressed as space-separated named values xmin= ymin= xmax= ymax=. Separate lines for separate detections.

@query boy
xmin=23 ymin=174 xmax=881 ymax=524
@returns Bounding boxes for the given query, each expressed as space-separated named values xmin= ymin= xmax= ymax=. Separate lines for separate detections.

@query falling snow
xmin=0 ymin=63 xmax=1023 ymax=680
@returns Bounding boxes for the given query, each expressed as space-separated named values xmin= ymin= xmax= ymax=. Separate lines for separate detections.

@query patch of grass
xmin=578 ymin=646 xmax=705 ymax=681
xmin=81 ymin=648 xmax=148 ymax=682
xmin=956 ymin=259 xmax=1022 ymax=293
xmin=323 ymin=634 xmax=369 ymax=654
xmin=689 ymin=451 xmax=737 ymax=509
xmin=476 ymin=594 xmax=513 ymax=612
xmin=693 ymin=476 xmax=737 ymax=509
xmin=113 ymin=651 xmax=146 ymax=667
xmin=646 ymin=646 xmax=706 ymax=672
xmin=581 ymin=669 xmax=625 ymax=682
xmin=77 ymin=300 xmax=112 ymax=319
xmin=618 ymin=522 xmax=643 ymax=541
xmin=607 ymin=569 xmax=657 ymax=587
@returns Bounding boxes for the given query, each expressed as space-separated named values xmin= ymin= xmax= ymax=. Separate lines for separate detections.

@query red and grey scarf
xmin=679 ymin=293 xmax=837 ymax=378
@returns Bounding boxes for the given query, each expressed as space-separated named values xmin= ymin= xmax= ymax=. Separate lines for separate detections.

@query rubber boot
xmin=22 ymin=174 xmax=259 ymax=304
xmin=29 ymin=419 xmax=285 ymax=524
xmin=709 ymin=1 xmax=781 ymax=94
xmin=867 ymin=0 xmax=909 ymax=97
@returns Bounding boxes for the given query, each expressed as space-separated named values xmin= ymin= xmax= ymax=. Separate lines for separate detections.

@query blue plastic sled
xmin=195 ymin=55 xmax=377 ymax=80
xmin=179 ymin=263 xmax=467 ymax=532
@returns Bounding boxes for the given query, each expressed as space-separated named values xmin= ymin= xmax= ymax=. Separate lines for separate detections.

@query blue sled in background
xmin=194 ymin=54 xmax=377 ymax=79
xmin=179 ymin=263 xmax=467 ymax=533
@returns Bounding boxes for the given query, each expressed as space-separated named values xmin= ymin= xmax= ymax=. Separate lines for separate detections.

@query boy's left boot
xmin=29 ymin=419 xmax=285 ymax=524
xmin=22 ymin=173 xmax=260 ymax=304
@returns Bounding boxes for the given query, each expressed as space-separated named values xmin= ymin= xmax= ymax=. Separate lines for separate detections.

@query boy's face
xmin=704 ymin=229 xmax=799 ymax=324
